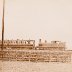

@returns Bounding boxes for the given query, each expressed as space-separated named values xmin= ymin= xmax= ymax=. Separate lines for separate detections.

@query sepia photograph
xmin=0 ymin=0 xmax=72 ymax=72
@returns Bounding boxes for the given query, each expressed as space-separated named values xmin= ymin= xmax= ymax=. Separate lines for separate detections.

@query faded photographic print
xmin=0 ymin=0 xmax=72 ymax=72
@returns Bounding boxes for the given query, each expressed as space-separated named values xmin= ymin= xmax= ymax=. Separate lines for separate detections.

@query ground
xmin=0 ymin=61 xmax=72 ymax=72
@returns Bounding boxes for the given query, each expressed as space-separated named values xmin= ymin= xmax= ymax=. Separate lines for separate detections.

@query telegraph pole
xmin=2 ymin=0 xmax=5 ymax=58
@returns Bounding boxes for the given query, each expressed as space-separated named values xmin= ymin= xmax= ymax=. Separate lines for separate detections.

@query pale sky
xmin=0 ymin=0 xmax=72 ymax=49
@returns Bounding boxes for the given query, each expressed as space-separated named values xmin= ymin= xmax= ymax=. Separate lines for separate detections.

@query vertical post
xmin=2 ymin=0 xmax=5 ymax=59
